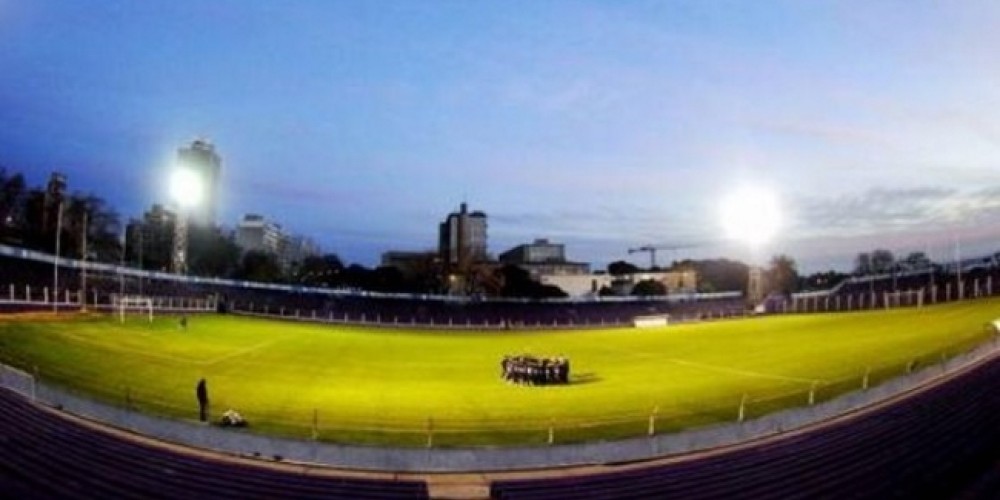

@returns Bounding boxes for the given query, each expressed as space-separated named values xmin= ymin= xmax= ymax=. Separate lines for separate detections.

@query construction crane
xmin=628 ymin=244 xmax=702 ymax=269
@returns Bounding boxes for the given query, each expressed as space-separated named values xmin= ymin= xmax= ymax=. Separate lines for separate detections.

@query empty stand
xmin=491 ymin=356 xmax=1000 ymax=499
xmin=0 ymin=389 xmax=429 ymax=499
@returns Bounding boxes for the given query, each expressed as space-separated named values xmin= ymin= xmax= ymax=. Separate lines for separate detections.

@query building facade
xmin=438 ymin=203 xmax=488 ymax=270
xmin=540 ymin=269 xmax=699 ymax=297
xmin=499 ymin=238 xmax=590 ymax=278
xmin=282 ymin=234 xmax=321 ymax=269
xmin=177 ymin=139 xmax=222 ymax=227
xmin=235 ymin=214 xmax=284 ymax=256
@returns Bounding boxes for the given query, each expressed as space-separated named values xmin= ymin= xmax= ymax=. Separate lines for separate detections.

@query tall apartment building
xmin=438 ymin=202 xmax=488 ymax=271
xmin=235 ymin=214 xmax=284 ymax=256
xmin=177 ymin=139 xmax=222 ymax=227
xmin=282 ymin=234 xmax=320 ymax=268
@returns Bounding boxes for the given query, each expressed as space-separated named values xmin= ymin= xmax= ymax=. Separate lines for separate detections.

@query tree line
xmin=0 ymin=168 xmax=440 ymax=292
xmin=5 ymin=167 xmax=941 ymax=299
xmin=0 ymin=168 xmax=570 ymax=298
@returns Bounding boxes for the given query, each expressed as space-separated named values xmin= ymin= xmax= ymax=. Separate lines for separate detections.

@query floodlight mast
xmin=719 ymin=186 xmax=783 ymax=308
xmin=169 ymin=166 xmax=203 ymax=275
xmin=172 ymin=212 xmax=189 ymax=274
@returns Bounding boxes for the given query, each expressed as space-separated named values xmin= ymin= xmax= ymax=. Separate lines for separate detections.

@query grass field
xmin=0 ymin=297 xmax=998 ymax=447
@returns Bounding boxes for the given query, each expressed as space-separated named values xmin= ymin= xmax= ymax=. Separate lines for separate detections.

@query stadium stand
xmin=0 ymin=388 xmax=429 ymax=499
xmin=4 ymin=247 xmax=1000 ymax=498
xmin=1 ymin=353 xmax=997 ymax=498
xmin=0 ymin=252 xmax=746 ymax=328
xmin=490 ymin=354 xmax=1000 ymax=499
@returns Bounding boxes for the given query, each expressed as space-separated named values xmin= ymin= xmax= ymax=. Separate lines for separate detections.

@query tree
xmin=294 ymin=254 xmax=345 ymax=288
xmin=608 ymin=260 xmax=639 ymax=276
xmin=800 ymin=270 xmax=850 ymax=291
xmin=64 ymin=193 xmax=122 ymax=263
xmin=494 ymin=264 xmax=567 ymax=299
xmin=21 ymin=188 xmax=51 ymax=250
xmin=871 ymin=249 xmax=895 ymax=274
xmin=673 ymin=258 xmax=749 ymax=292
xmin=632 ymin=279 xmax=667 ymax=297
xmin=235 ymin=251 xmax=284 ymax=283
xmin=899 ymin=251 xmax=932 ymax=271
xmin=368 ymin=266 xmax=408 ymax=293
xmin=766 ymin=254 xmax=799 ymax=295
xmin=0 ymin=169 xmax=26 ymax=244
xmin=187 ymin=225 xmax=240 ymax=277
xmin=854 ymin=252 xmax=872 ymax=275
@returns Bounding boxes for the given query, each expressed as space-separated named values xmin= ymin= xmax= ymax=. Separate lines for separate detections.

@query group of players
xmin=501 ymin=355 xmax=570 ymax=385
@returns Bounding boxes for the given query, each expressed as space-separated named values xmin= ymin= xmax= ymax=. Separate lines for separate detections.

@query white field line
xmin=62 ymin=332 xmax=201 ymax=365
xmin=202 ymin=340 xmax=279 ymax=366
xmin=62 ymin=332 xmax=279 ymax=367
xmin=598 ymin=345 xmax=820 ymax=384
xmin=664 ymin=357 xmax=821 ymax=384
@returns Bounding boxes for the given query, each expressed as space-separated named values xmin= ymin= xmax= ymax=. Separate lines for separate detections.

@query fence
xmin=0 ymin=284 xmax=216 ymax=314
xmin=782 ymin=276 xmax=997 ymax=314
xmin=229 ymin=303 xmax=750 ymax=331
xmin=0 ymin=363 xmax=35 ymax=400
xmin=1 ymin=334 xmax=996 ymax=471
xmin=3 ymin=329 xmax=996 ymax=451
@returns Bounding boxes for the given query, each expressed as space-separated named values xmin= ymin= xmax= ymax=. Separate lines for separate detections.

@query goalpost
xmin=114 ymin=295 xmax=154 ymax=323
xmin=633 ymin=314 xmax=669 ymax=328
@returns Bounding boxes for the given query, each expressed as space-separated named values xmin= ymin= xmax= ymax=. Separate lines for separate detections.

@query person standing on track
xmin=196 ymin=378 xmax=209 ymax=422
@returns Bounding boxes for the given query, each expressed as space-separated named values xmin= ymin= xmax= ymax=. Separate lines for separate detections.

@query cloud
xmin=791 ymin=185 xmax=1000 ymax=239
xmin=229 ymin=178 xmax=372 ymax=206
xmin=747 ymin=118 xmax=896 ymax=151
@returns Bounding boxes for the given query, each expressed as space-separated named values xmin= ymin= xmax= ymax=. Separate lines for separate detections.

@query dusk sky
xmin=3 ymin=1 xmax=1000 ymax=272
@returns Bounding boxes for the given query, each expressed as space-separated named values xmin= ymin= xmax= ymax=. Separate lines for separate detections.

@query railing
xmin=3 ymin=332 xmax=995 ymax=450
xmin=0 ymin=287 xmax=216 ymax=314
xmin=0 ymin=243 xmax=736 ymax=304
xmin=779 ymin=276 xmax=997 ymax=314
xmin=229 ymin=303 xmax=749 ymax=330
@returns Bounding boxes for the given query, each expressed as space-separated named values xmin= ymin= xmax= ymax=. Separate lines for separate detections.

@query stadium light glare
xmin=720 ymin=185 xmax=782 ymax=248
xmin=169 ymin=166 xmax=203 ymax=209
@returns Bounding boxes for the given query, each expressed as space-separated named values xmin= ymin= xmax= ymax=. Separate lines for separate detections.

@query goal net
xmin=114 ymin=295 xmax=153 ymax=323
xmin=633 ymin=314 xmax=669 ymax=328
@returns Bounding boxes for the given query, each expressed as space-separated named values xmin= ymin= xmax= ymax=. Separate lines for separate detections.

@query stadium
xmin=1 ymin=246 xmax=1000 ymax=498
xmin=5 ymin=3 xmax=1000 ymax=499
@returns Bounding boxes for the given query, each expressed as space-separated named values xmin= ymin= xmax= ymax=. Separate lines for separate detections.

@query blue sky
xmin=2 ymin=0 xmax=1000 ymax=272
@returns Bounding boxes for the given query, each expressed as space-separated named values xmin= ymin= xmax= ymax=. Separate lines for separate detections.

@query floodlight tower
xmin=169 ymin=165 xmax=204 ymax=274
xmin=720 ymin=185 xmax=783 ymax=308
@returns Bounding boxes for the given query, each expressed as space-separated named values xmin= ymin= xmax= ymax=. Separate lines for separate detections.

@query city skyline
xmin=3 ymin=1 xmax=1000 ymax=272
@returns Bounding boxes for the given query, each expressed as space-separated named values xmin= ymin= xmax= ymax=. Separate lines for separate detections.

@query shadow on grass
xmin=570 ymin=372 xmax=601 ymax=385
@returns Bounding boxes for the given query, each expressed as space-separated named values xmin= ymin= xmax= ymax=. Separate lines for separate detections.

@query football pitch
xmin=0 ymin=297 xmax=998 ymax=448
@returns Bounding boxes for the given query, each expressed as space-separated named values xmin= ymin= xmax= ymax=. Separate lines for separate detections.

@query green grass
xmin=0 ymin=297 xmax=998 ymax=447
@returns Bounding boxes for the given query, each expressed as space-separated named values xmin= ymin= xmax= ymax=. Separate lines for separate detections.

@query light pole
xmin=119 ymin=226 xmax=126 ymax=299
xmin=80 ymin=207 xmax=88 ymax=310
xmin=720 ymin=185 xmax=782 ymax=310
xmin=172 ymin=211 xmax=189 ymax=274
xmin=169 ymin=165 xmax=203 ymax=275
xmin=52 ymin=200 xmax=63 ymax=312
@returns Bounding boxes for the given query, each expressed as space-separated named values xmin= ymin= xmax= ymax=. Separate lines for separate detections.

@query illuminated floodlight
xmin=720 ymin=185 xmax=782 ymax=248
xmin=169 ymin=167 xmax=203 ymax=209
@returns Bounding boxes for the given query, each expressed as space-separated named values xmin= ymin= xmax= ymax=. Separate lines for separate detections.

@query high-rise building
xmin=177 ymin=139 xmax=221 ymax=227
xmin=282 ymin=234 xmax=321 ymax=269
xmin=235 ymin=214 xmax=285 ymax=256
xmin=438 ymin=202 xmax=488 ymax=270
